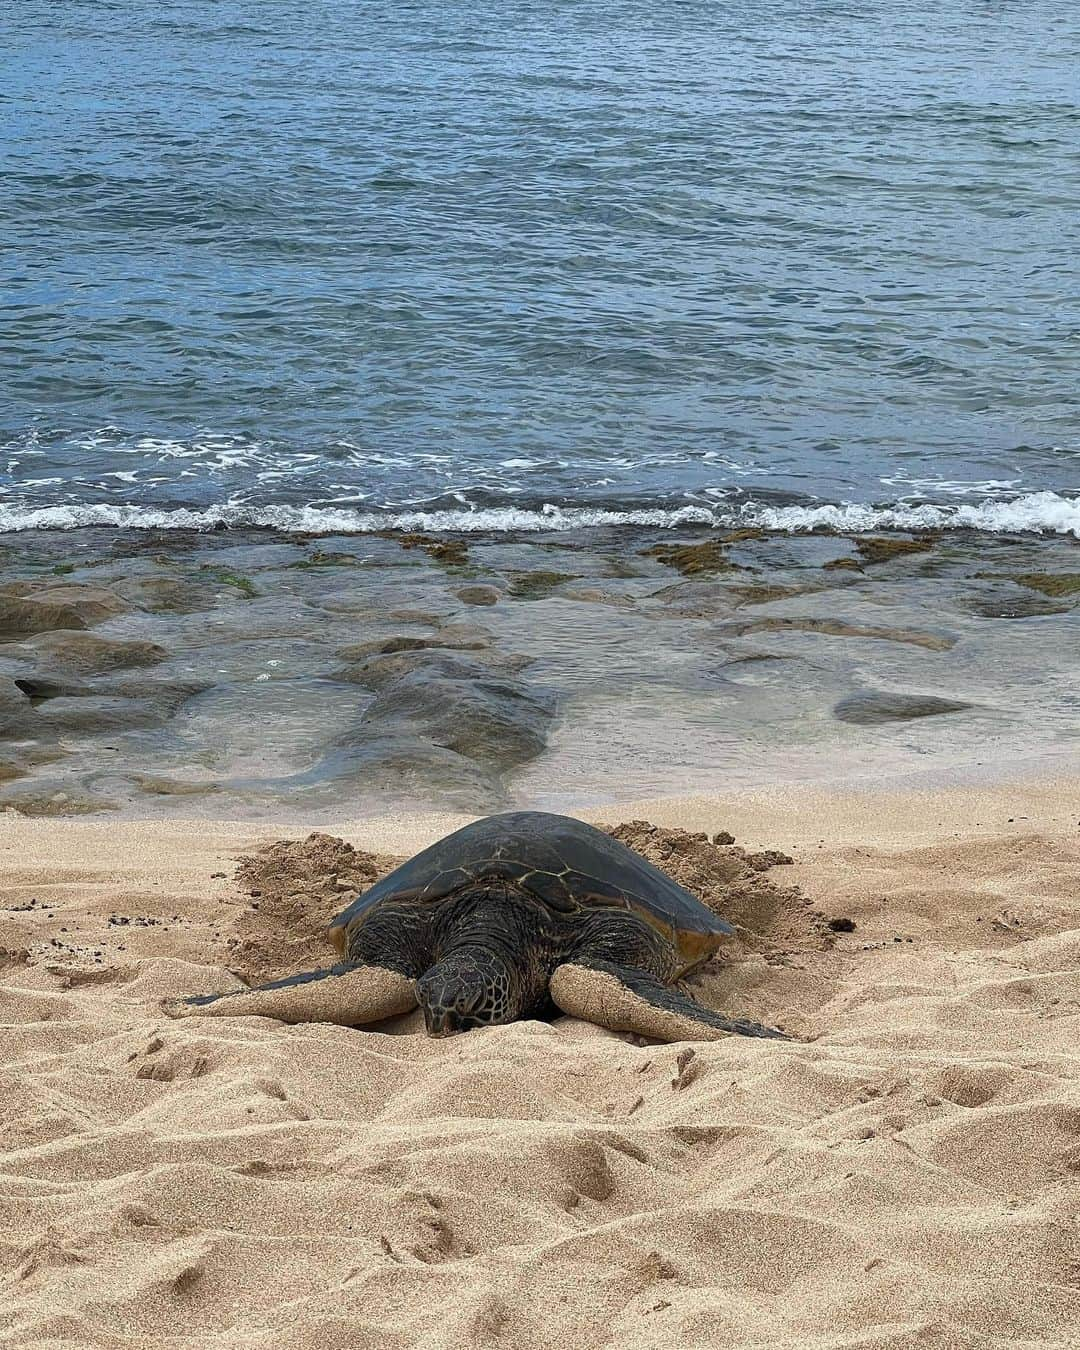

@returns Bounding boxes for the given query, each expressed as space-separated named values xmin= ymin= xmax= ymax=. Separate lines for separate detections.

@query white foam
xmin=0 ymin=491 xmax=1076 ymax=537
xmin=751 ymin=491 xmax=1080 ymax=537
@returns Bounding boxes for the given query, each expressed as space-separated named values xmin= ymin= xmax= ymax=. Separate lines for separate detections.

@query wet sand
xmin=1 ymin=777 xmax=1078 ymax=1348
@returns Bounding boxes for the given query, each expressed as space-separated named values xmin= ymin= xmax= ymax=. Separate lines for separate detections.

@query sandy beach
xmin=2 ymin=776 xmax=1077 ymax=1348
xmin=7 ymin=2 xmax=1080 ymax=1345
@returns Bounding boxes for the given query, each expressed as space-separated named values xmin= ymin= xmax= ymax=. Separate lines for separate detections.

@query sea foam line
xmin=0 ymin=491 xmax=1076 ymax=536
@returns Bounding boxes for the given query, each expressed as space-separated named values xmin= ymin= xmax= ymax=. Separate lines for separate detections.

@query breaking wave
xmin=0 ymin=491 xmax=1077 ymax=536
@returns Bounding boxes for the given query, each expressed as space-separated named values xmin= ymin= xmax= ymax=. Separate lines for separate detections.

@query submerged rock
xmin=562 ymin=587 xmax=635 ymax=608
xmin=360 ymin=672 xmax=553 ymax=771
xmin=508 ymin=570 xmax=578 ymax=600
xmin=329 ymin=734 xmax=502 ymax=804
xmin=0 ymin=678 xmax=32 ymax=734
xmin=962 ymin=587 xmax=1068 ymax=619
xmin=833 ymin=692 xmax=972 ymax=725
xmin=18 ymin=632 xmax=168 ymax=676
xmin=1003 ymin=572 xmax=1080 ymax=599
xmin=727 ymin=583 xmax=807 ymax=606
xmin=455 ymin=584 xmax=501 ymax=607
xmin=112 ymin=574 xmax=221 ymax=613
xmin=338 ymin=648 xmax=528 ymax=693
xmin=0 ymin=780 xmax=118 ymax=815
xmin=0 ymin=582 xmax=129 ymax=634
xmin=337 ymin=627 xmax=491 ymax=662
xmin=30 ymin=696 xmax=169 ymax=735
xmin=731 ymin=617 xmax=956 ymax=651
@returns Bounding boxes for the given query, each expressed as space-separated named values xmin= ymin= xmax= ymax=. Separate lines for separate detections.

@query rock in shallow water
xmin=317 ymin=735 xmax=505 ymax=810
xmin=833 ymin=692 xmax=973 ymax=726
xmin=455 ymin=584 xmax=501 ymax=606
xmin=0 ymin=582 xmax=129 ymax=634
xmin=29 ymin=696 xmax=169 ymax=735
xmin=360 ymin=672 xmax=554 ymax=771
xmin=337 ymin=648 xmax=529 ymax=693
xmin=336 ymin=627 xmax=491 ymax=661
xmin=962 ymin=589 xmax=1069 ymax=619
xmin=0 ymin=678 xmax=32 ymax=734
xmin=18 ymin=632 xmax=168 ymax=676
xmin=111 ymin=573 xmax=221 ymax=613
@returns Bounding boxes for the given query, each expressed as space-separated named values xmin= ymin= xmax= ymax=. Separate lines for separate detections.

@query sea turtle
xmin=163 ymin=811 xmax=789 ymax=1042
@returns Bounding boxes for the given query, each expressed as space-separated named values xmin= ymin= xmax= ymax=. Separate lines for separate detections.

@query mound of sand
xmin=228 ymin=832 xmax=395 ymax=985
xmin=1 ymin=798 xmax=1078 ymax=1348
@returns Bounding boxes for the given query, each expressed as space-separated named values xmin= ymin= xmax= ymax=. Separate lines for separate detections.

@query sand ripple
xmin=1 ymin=808 xmax=1078 ymax=1347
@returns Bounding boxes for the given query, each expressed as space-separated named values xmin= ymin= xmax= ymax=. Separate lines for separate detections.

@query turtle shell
xmin=328 ymin=811 xmax=733 ymax=967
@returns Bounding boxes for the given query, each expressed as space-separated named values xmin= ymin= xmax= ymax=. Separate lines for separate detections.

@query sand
xmin=1 ymin=778 xmax=1078 ymax=1348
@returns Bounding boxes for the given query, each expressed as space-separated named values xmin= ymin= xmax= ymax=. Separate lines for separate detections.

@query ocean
xmin=3 ymin=0 xmax=1078 ymax=535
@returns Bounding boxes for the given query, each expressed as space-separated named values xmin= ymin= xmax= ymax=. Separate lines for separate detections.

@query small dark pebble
xmin=713 ymin=831 xmax=736 ymax=845
xmin=828 ymin=917 xmax=857 ymax=933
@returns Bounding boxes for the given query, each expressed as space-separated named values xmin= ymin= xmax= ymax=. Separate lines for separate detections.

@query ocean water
xmin=3 ymin=0 xmax=1079 ymax=533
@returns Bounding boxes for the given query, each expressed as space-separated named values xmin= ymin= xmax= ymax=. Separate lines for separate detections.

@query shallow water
xmin=0 ymin=526 xmax=1076 ymax=819
xmin=4 ymin=1 xmax=1079 ymax=523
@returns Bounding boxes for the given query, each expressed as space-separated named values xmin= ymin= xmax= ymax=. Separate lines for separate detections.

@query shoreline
xmin=1 ymin=521 xmax=1077 ymax=823
xmin=2 ymin=770 xmax=1077 ymax=855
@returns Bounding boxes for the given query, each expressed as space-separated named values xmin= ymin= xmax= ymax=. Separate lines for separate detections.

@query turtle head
xmin=416 ymin=948 xmax=519 ymax=1036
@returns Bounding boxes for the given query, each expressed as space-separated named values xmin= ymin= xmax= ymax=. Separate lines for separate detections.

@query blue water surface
xmin=2 ymin=0 xmax=1078 ymax=516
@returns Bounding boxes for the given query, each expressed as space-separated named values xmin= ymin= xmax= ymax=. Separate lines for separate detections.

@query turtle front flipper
xmin=549 ymin=958 xmax=790 ymax=1043
xmin=161 ymin=961 xmax=417 ymax=1027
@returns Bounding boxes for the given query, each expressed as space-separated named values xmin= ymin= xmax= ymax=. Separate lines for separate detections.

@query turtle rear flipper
xmin=549 ymin=958 xmax=790 ymax=1043
xmin=161 ymin=962 xmax=417 ymax=1027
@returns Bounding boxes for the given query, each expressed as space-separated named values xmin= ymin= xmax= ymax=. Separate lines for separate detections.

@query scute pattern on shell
xmin=328 ymin=811 xmax=734 ymax=960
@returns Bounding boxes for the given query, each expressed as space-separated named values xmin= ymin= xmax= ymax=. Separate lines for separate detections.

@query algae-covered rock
xmin=1005 ymin=573 xmax=1080 ymax=599
xmin=641 ymin=539 xmax=738 ymax=576
xmin=721 ymin=528 xmax=767 ymax=543
xmin=508 ymin=570 xmax=577 ymax=600
xmin=393 ymin=533 xmax=470 ymax=567
xmin=728 ymin=584 xmax=804 ymax=606
xmin=198 ymin=566 xmax=258 ymax=599
xmin=853 ymin=536 xmax=936 ymax=565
